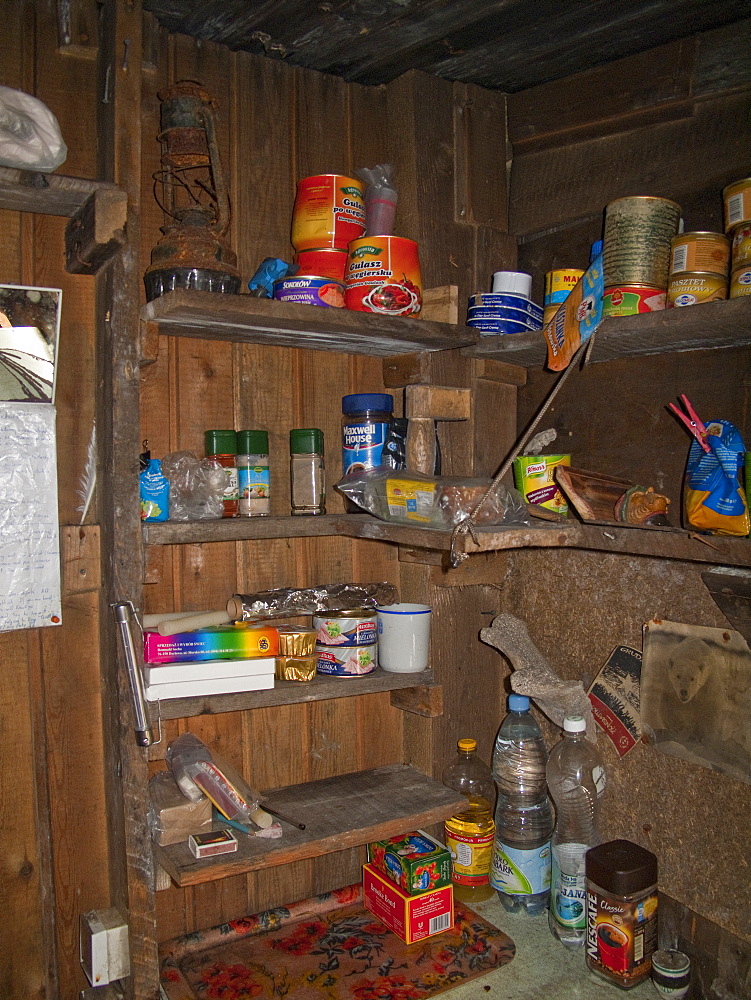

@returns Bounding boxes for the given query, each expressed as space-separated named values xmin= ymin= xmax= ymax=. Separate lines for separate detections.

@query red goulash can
xmin=731 ymin=223 xmax=751 ymax=271
xmin=669 ymin=232 xmax=729 ymax=277
xmin=293 ymin=248 xmax=348 ymax=282
xmin=291 ymin=174 xmax=366 ymax=252
xmin=667 ymin=271 xmax=728 ymax=307
xmin=602 ymin=285 xmax=666 ymax=317
xmin=723 ymin=177 xmax=751 ymax=233
xmin=344 ymin=236 xmax=422 ymax=316
xmin=730 ymin=266 xmax=751 ymax=298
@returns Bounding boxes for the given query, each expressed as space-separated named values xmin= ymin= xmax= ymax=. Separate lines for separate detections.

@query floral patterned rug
xmin=159 ymin=883 xmax=515 ymax=999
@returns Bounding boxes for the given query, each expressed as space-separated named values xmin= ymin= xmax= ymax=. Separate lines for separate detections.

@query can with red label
xmin=602 ymin=285 xmax=666 ymax=317
xmin=669 ymin=232 xmax=729 ymax=277
xmin=667 ymin=271 xmax=728 ymax=307
xmin=344 ymin=236 xmax=422 ymax=315
xmin=291 ymin=174 xmax=366 ymax=252
xmin=293 ymin=248 xmax=348 ymax=282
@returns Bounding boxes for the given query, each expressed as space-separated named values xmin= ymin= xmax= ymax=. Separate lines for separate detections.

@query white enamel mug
xmin=376 ymin=603 xmax=432 ymax=673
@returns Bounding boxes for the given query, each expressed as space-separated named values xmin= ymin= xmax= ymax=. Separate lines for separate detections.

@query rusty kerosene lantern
xmin=144 ymin=80 xmax=241 ymax=301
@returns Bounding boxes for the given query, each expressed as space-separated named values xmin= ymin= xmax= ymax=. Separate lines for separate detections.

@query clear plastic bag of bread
xmin=336 ymin=466 xmax=529 ymax=529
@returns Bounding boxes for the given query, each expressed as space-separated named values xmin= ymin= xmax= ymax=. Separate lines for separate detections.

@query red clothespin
xmin=668 ymin=394 xmax=711 ymax=453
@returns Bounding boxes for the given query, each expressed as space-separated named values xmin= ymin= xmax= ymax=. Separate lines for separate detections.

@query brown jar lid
xmin=586 ymin=839 xmax=658 ymax=895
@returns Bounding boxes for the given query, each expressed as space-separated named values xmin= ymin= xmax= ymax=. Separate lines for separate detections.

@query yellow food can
xmin=667 ymin=271 xmax=728 ymax=307
xmin=723 ymin=177 xmax=751 ymax=232
xmin=669 ymin=232 xmax=729 ymax=277
xmin=730 ymin=266 xmax=751 ymax=298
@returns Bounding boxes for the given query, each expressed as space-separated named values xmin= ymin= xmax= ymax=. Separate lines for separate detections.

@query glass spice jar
xmin=290 ymin=428 xmax=325 ymax=515
xmin=205 ymin=429 xmax=239 ymax=518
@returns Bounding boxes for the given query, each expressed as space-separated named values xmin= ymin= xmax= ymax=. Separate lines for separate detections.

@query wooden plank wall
xmin=0 ymin=2 xmax=108 ymax=999
xmin=505 ymin=19 xmax=751 ymax=954
xmin=135 ymin=26 xmax=516 ymax=950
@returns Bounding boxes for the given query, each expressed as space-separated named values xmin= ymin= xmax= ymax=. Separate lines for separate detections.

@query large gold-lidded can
xmin=730 ymin=266 xmax=751 ymax=298
xmin=667 ymin=272 xmax=728 ymax=308
xmin=722 ymin=177 xmax=751 ymax=233
xmin=670 ymin=232 xmax=729 ymax=277
xmin=731 ymin=223 xmax=751 ymax=271
xmin=603 ymin=195 xmax=682 ymax=290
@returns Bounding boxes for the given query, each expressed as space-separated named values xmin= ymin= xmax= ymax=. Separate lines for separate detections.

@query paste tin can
xmin=344 ymin=236 xmax=422 ymax=315
xmin=603 ymin=195 xmax=681 ymax=289
xmin=667 ymin=271 xmax=728 ymax=307
xmin=585 ymin=840 xmax=658 ymax=990
xmin=273 ymin=275 xmax=345 ymax=308
xmin=730 ymin=266 xmax=751 ymax=298
xmin=722 ymin=177 xmax=751 ymax=232
xmin=314 ymin=609 xmax=378 ymax=646
xmin=669 ymin=232 xmax=729 ymax=277
xmin=512 ymin=454 xmax=571 ymax=515
xmin=293 ymin=248 xmax=349 ymax=282
xmin=602 ymin=284 xmax=666 ymax=317
xmin=315 ymin=641 xmax=377 ymax=676
xmin=291 ymin=174 xmax=366 ymax=252
xmin=731 ymin=223 xmax=751 ymax=271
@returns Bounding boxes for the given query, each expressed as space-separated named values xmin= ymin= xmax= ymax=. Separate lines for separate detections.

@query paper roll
xmin=157 ymin=610 xmax=231 ymax=636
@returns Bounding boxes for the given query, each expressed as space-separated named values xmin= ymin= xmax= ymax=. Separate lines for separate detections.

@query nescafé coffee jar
xmin=585 ymin=839 xmax=658 ymax=989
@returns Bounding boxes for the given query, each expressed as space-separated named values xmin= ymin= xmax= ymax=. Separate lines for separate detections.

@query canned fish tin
xmin=670 ymin=232 xmax=729 ymax=277
xmin=293 ymin=248 xmax=349 ymax=282
xmin=291 ymin=174 xmax=366 ymax=252
xmin=273 ymin=276 xmax=345 ymax=308
xmin=731 ymin=223 xmax=751 ymax=271
xmin=730 ymin=267 xmax=751 ymax=298
xmin=468 ymin=293 xmax=543 ymax=322
xmin=314 ymin=610 xmax=378 ymax=645
xmin=468 ymin=318 xmax=531 ymax=336
xmin=667 ymin=271 xmax=728 ymax=307
xmin=512 ymin=454 xmax=571 ymax=515
xmin=344 ymin=236 xmax=422 ymax=315
xmin=602 ymin=285 xmax=666 ymax=317
xmin=723 ymin=177 xmax=751 ymax=232
xmin=603 ymin=195 xmax=681 ymax=289
xmin=544 ymin=269 xmax=584 ymax=310
xmin=315 ymin=642 xmax=377 ymax=676
xmin=466 ymin=305 xmax=542 ymax=328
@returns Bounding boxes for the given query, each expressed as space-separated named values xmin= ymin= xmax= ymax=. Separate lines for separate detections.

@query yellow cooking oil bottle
xmin=442 ymin=738 xmax=496 ymax=904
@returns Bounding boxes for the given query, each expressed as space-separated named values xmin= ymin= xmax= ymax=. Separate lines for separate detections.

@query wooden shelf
xmin=144 ymin=512 xmax=751 ymax=567
xmin=140 ymin=288 xmax=477 ymax=356
xmin=147 ymin=667 xmax=437 ymax=722
xmin=154 ymin=763 xmax=464 ymax=887
xmin=0 ymin=165 xmax=121 ymax=217
xmin=462 ymin=296 xmax=751 ymax=367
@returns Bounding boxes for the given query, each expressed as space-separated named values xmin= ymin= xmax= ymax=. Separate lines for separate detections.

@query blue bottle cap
xmin=509 ymin=693 xmax=530 ymax=711
xmin=590 ymin=239 xmax=603 ymax=262
xmin=342 ymin=393 xmax=394 ymax=414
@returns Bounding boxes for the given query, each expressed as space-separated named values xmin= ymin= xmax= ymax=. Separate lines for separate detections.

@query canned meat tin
xmin=315 ymin=642 xmax=377 ymax=676
xmin=314 ymin=610 xmax=378 ymax=646
xmin=731 ymin=223 xmax=751 ymax=271
xmin=291 ymin=174 xmax=366 ymax=251
xmin=723 ymin=177 xmax=751 ymax=232
xmin=602 ymin=285 xmax=666 ymax=317
xmin=670 ymin=232 xmax=729 ymax=277
xmin=668 ymin=272 xmax=728 ymax=307
xmin=273 ymin=275 xmax=345 ymax=307
xmin=730 ymin=267 xmax=751 ymax=298
xmin=293 ymin=248 xmax=348 ymax=282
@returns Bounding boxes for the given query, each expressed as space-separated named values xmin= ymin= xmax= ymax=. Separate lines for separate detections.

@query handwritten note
xmin=0 ymin=403 xmax=61 ymax=631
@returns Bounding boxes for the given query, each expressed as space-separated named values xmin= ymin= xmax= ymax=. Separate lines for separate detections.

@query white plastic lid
xmin=563 ymin=715 xmax=586 ymax=732
xmin=491 ymin=270 xmax=533 ymax=296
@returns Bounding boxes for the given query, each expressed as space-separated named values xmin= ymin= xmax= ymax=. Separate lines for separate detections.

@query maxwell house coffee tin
xmin=291 ymin=174 xmax=366 ymax=252
xmin=273 ymin=275 xmax=345 ymax=307
xmin=667 ymin=271 xmax=728 ymax=307
xmin=669 ymin=232 xmax=729 ymax=277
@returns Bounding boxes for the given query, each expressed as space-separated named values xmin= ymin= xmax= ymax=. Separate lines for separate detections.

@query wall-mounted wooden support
xmin=65 ymin=187 xmax=127 ymax=274
xmin=405 ymin=384 xmax=471 ymax=474
xmin=421 ymin=285 xmax=459 ymax=324
xmin=139 ymin=320 xmax=160 ymax=367
xmin=143 ymin=544 xmax=164 ymax=585
xmin=0 ymin=166 xmax=120 ymax=217
xmin=60 ymin=524 xmax=101 ymax=594
xmin=390 ymin=684 xmax=443 ymax=717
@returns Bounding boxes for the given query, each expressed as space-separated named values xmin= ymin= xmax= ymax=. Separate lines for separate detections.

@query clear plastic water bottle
xmin=442 ymin=738 xmax=496 ymax=905
xmin=490 ymin=693 xmax=553 ymax=916
xmin=547 ymin=715 xmax=606 ymax=949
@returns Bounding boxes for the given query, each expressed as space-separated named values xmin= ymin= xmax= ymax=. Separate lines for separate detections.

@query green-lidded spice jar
xmin=205 ymin=429 xmax=238 ymax=518
xmin=290 ymin=428 xmax=325 ymax=515
xmin=237 ymin=429 xmax=270 ymax=517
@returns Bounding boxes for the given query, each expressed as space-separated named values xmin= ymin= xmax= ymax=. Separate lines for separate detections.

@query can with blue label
xmin=341 ymin=393 xmax=394 ymax=477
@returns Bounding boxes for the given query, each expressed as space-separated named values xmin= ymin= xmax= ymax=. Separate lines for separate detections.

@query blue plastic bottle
xmin=140 ymin=458 xmax=170 ymax=522
xmin=490 ymin=693 xmax=553 ymax=915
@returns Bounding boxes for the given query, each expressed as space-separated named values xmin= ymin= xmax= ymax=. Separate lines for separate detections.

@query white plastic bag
xmin=0 ymin=86 xmax=67 ymax=171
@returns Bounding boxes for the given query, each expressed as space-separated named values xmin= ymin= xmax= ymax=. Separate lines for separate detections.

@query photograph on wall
xmin=588 ymin=645 xmax=642 ymax=758
xmin=641 ymin=619 xmax=751 ymax=784
xmin=0 ymin=283 xmax=62 ymax=404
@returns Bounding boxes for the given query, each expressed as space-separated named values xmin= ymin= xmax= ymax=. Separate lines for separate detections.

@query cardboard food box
xmin=367 ymin=830 xmax=452 ymax=894
xmin=143 ymin=624 xmax=279 ymax=664
xmin=363 ymin=863 xmax=454 ymax=944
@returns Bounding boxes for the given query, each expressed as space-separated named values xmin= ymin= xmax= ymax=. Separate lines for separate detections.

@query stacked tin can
xmin=466 ymin=271 xmax=543 ymax=335
xmin=724 ymin=178 xmax=751 ymax=298
xmin=314 ymin=609 xmax=378 ymax=676
xmin=667 ymin=232 xmax=730 ymax=307
xmin=602 ymin=196 xmax=681 ymax=316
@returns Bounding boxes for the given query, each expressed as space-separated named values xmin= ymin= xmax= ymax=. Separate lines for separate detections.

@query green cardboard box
xmin=367 ymin=830 xmax=452 ymax=895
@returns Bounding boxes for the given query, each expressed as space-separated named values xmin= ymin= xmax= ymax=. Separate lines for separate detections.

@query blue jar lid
xmin=508 ymin=693 xmax=530 ymax=711
xmin=342 ymin=393 xmax=393 ymax=414
xmin=590 ymin=239 xmax=603 ymax=261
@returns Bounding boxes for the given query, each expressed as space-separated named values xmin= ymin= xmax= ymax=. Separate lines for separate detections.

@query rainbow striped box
xmin=143 ymin=624 xmax=279 ymax=664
